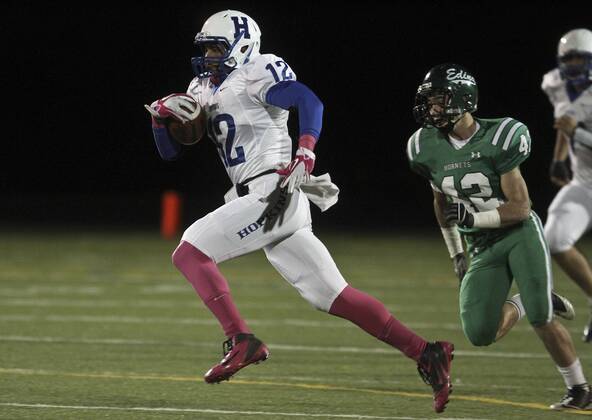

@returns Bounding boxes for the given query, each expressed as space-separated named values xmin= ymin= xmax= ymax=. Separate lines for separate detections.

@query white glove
xmin=278 ymin=147 xmax=316 ymax=193
xmin=144 ymin=93 xmax=200 ymax=123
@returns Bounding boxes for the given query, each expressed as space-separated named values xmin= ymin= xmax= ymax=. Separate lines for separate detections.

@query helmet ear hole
xmin=240 ymin=45 xmax=249 ymax=53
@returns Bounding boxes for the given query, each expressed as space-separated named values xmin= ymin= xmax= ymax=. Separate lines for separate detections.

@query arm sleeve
xmin=265 ymin=80 xmax=323 ymax=139
xmin=494 ymin=121 xmax=531 ymax=174
xmin=152 ymin=123 xmax=182 ymax=161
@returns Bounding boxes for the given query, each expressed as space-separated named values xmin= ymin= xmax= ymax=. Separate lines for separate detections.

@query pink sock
xmin=172 ymin=241 xmax=250 ymax=337
xmin=329 ymin=285 xmax=427 ymax=361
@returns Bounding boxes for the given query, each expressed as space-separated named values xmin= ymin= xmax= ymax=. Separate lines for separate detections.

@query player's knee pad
xmin=461 ymin=317 xmax=496 ymax=347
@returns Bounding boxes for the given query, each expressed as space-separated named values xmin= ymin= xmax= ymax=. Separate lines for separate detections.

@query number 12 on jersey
xmin=208 ymin=114 xmax=246 ymax=168
xmin=265 ymin=61 xmax=294 ymax=82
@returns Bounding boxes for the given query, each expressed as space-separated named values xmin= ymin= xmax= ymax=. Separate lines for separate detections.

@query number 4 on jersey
xmin=519 ymin=134 xmax=529 ymax=156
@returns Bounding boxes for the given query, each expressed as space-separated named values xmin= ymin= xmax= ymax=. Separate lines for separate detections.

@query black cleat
xmin=552 ymin=291 xmax=575 ymax=320
xmin=417 ymin=341 xmax=454 ymax=413
xmin=550 ymin=384 xmax=592 ymax=410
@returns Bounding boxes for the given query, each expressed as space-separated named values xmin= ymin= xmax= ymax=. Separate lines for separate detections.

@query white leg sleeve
xmin=264 ymin=228 xmax=348 ymax=312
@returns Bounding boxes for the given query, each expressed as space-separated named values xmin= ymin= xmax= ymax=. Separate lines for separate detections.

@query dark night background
xmin=3 ymin=1 xmax=590 ymax=232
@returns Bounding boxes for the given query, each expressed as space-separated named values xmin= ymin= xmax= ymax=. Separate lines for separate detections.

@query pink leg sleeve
xmin=329 ymin=285 xmax=427 ymax=361
xmin=172 ymin=241 xmax=250 ymax=338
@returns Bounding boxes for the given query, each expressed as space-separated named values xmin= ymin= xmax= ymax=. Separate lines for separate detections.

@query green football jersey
xmin=406 ymin=117 xmax=532 ymax=251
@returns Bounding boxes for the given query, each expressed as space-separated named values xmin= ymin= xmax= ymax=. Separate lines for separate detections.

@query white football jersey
xmin=542 ymin=68 xmax=592 ymax=185
xmin=187 ymin=54 xmax=296 ymax=185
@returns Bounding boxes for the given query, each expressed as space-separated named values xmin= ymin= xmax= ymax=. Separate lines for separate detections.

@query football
xmin=167 ymin=108 xmax=206 ymax=145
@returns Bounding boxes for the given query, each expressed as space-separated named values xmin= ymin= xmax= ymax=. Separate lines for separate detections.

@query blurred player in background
xmin=541 ymin=28 xmax=592 ymax=342
xmin=407 ymin=63 xmax=591 ymax=411
xmin=145 ymin=10 xmax=454 ymax=412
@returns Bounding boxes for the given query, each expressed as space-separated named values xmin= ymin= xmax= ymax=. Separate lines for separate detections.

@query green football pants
xmin=459 ymin=212 xmax=553 ymax=346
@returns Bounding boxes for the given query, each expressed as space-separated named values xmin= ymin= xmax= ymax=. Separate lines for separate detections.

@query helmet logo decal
xmin=446 ymin=68 xmax=476 ymax=85
xmin=231 ymin=16 xmax=251 ymax=39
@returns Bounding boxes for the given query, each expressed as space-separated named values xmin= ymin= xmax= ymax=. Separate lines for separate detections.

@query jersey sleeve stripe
xmin=502 ymin=122 xmax=524 ymax=151
xmin=414 ymin=128 xmax=422 ymax=155
xmin=407 ymin=129 xmax=422 ymax=161
xmin=406 ymin=136 xmax=415 ymax=161
xmin=491 ymin=118 xmax=513 ymax=146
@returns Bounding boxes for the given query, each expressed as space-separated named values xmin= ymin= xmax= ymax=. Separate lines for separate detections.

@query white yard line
xmin=0 ymin=313 xmax=461 ymax=330
xmin=0 ymin=334 xmax=581 ymax=359
xmin=0 ymin=286 xmax=103 ymax=296
xmin=0 ymin=297 xmax=459 ymax=313
xmin=0 ymin=367 xmax=545 ymax=392
xmin=0 ymin=312 xmax=585 ymax=335
xmin=0 ymin=402 xmax=486 ymax=420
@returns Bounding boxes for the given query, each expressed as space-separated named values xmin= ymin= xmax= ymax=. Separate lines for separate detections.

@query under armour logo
xmin=471 ymin=152 xmax=481 ymax=159
xmin=231 ymin=16 xmax=251 ymax=39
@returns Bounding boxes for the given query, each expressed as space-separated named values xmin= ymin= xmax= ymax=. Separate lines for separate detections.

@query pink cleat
xmin=204 ymin=333 xmax=270 ymax=383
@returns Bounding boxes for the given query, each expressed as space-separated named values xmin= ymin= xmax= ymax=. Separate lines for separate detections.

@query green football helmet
xmin=413 ymin=63 xmax=478 ymax=131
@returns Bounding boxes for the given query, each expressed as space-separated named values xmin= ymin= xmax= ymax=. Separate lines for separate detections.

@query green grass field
xmin=1 ymin=230 xmax=592 ymax=419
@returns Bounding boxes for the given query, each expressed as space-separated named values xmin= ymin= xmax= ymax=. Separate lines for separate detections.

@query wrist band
xmin=440 ymin=227 xmax=463 ymax=258
xmin=472 ymin=209 xmax=501 ymax=228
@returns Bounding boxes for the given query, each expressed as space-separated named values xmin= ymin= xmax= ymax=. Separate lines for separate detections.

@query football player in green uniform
xmin=407 ymin=63 xmax=591 ymax=411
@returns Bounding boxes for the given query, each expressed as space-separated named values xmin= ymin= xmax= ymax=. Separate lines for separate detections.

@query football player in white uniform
xmin=145 ymin=10 xmax=454 ymax=413
xmin=542 ymin=28 xmax=592 ymax=342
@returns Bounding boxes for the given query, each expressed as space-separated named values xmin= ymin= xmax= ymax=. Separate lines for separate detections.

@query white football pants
xmin=181 ymin=173 xmax=348 ymax=311
xmin=545 ymin=180 xmax=592 ymax=254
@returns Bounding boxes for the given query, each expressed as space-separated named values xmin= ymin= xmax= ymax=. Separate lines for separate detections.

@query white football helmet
xmin=192 ymin=10 xmax=261 ymax=79
xmin=557 ymin=28 xmax=592 ymax=83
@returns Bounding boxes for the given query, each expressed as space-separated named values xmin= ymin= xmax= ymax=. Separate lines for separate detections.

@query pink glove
xmin=144 ymin=94 xmax=200 ymax=125
xmin=278 ymin=142 xmax=316 ymax=193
